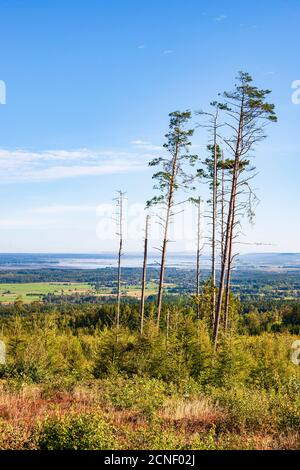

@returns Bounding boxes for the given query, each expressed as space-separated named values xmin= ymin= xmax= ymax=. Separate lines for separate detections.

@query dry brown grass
xmin=160 ymin=397 xmax=226 ymax=432
xmin=214 ymin=431 xmax=300 ymax=450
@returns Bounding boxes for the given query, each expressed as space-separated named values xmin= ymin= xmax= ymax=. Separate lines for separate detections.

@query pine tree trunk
xmin=221 ymin=151 xmax=225 ymax=261
xmin=116 ymin=237 xmax=122 ymax=331
xmin=157 ymin=234 xmax=169 ymax=327
xmin=224 ymin=258 xmax=232 ymax=331
xmin=140 ymin=215 xmax=149 ymax=335
xmin=196 ymin=199 xmax=201 ymax=319
xmin=211 ymin=120 xmax=218 ymax=326
xmin=224 ymin=191 xmax=236 ymax=331
xmin=116 ymin=193 xmax=124 ymax=333
xmin=156 ymin=142 xmax=179 ymax=327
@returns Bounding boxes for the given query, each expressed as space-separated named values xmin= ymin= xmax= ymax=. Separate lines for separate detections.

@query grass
xmin=123 ymin=282 xmax=158 ymax=298
xmin=160 ymin=397 xmax=225 ymax=426
xmin=0 ymin=281 xmax=160 ymax=303
xmin=0 ymin=282 xmax=94 ymax=303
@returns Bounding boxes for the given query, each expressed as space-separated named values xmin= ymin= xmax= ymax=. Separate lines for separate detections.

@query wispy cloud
xmin=130 ymin=140 xmax=162 ymax=151
xmin=214 ymin=15 xmax=227 ymax=22
xmin=163 ymin=49 xmax=174 ymax=55
xmin=239 ymin=23 xmax=257 ymax=30
xmin=0 ymin=148 xmax=149 ymax=183
xmin=130 ymin=140 xmax=151 ymax=145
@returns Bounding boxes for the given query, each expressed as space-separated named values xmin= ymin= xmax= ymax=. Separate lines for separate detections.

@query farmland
xmin=0 ymin=282 xmax=94 ymax=303
xmin=0 ymin=280 xmax=160 ymax=304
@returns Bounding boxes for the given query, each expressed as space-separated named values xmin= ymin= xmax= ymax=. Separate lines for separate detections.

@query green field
xmin=0 ymin=281 xmax=160 ymax=303
xmin=0 ymin=282 xmax=94 ymax=303
xmin=123 ymin=281 xmax=159 ymax=298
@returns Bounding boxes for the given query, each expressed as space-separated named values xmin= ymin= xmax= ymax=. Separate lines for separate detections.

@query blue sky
xmin=0 ymin=0 xmax=299 ymax=253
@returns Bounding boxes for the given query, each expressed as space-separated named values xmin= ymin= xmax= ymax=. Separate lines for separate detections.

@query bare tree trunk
xmin=140 ymin=215 xmax=149 ymax=335
xmin=116 ymin=191 xmax=125 ymax=333
xmin=213 ymin=163 xmax=238 ymax=349
xmin=224 ymin=215 xmax=234 ymax=331
xmin=211 ymin=116 xmax=218 ymax=326
xmin=224 ymin=258 xmax=232 ymax=331
xmin=157 ymin=142 xmax=179 ymax=328
xmin=224 ymin=190 xmax=239 ymax=331
xmin=196 ymin=198 xmax=201 ymax=319
xmin=117 ymin=237 xmax=122 ymax=329
xmin=221 ymin=151 xmax=225 ymax=261
xmin=157 ymin=226 xmax=169 ymax=327
xmin=214 ymin=102 xmax=244 ymax=350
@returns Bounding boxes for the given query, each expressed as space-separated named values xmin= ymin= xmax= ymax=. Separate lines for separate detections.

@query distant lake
xmin=0 ymin=252 xmax=300 ymax=271
xmin=0 ymin=252 xmax=211 ymax=270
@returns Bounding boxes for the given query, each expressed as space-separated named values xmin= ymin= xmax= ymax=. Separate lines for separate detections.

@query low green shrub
xmin=124 ymin=420 xmax=187 ymax=450
xmin=211 ymin=386 xmax=275 ymax=433
xmin=36 ymin=412 xmax=116 ymax=450
xmin=99 ymin=376 xmax=175 ymax=418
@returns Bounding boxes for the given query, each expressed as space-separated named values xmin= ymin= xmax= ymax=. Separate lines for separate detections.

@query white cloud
xmin=163 ymin=50 xmax=174 ymax=54
xmin=0 ymin=148 xmax=149 ymax=183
